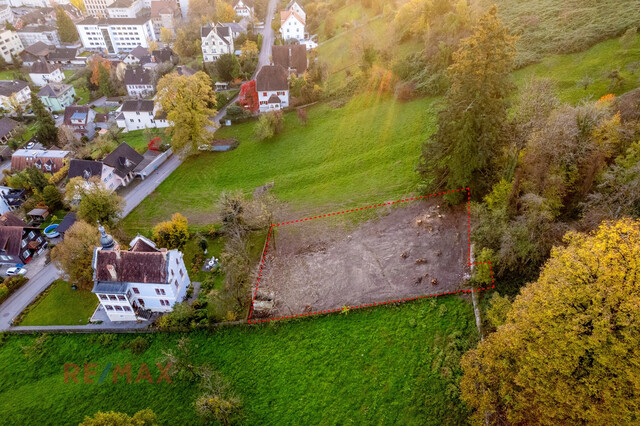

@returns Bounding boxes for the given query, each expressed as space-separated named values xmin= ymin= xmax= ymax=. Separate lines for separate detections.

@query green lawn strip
xmin=75 ymin=86 xmax=90 ymax=105
xmin=121 ymin=94 xmax=439 ymax=232
xmin=63 ymin=70 xmax=75 ymax=80
xmin=120 ymin=128 xmax=166 ymax=154
xmin=17 ymin=280 xmax=98 ymax=326
xmin=0 ymin=296 xmax=476 ymax=424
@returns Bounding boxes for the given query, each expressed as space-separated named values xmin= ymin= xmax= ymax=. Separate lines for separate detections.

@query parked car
xmin=53 ymin=114 xmax=59 ymax=119
xmin=6 ymin=267 xmax=27 ymax=276
xmin=25 ymin=142 xmax=34 ymax=149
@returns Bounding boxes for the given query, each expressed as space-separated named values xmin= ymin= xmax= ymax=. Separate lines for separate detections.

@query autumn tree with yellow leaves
xmin=461 ymin=218 xmax=640 ymax=424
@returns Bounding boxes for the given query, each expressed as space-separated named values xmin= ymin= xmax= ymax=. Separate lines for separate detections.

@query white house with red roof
xmin=280 ymin=7 xmax=305 ymax=41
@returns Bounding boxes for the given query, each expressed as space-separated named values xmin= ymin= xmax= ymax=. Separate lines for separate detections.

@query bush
xmin=48 ymin=164 xmax=69 ymax=185
xmin=0 ymin=276 xmax=28 ymax=303
xmin=94 ymin=333 xmax=117 ymax=348
xmin=394 ymin=81 xmax=415 ymax=102
xmin=254 ymin=110 xmax=284 ymax=141
xmin=126 ymin=336 xmax=150 ymax=355
xmin=156 ymin=302 xmax=195 ymax=329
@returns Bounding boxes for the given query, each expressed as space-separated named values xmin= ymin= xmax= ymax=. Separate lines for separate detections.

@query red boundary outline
xmin=247 ymin=187 xmax=495 ymax=324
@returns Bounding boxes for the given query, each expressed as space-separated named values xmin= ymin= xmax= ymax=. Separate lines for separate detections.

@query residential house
xmin=75 ymin=16 xmax=157 ymax=54
xmin=255 ymin=64 xmax=289 ymax=112
xmin=272 ymin=44 xmax=307 ymax=76
xmin=38 ymin=82 xmax=76 ymax=111
xmin=0 ymin=30 xmax=24 ymax=64
xmin=152 ymin=46 xmax=176 ymax=64
xmin=29 ymin=60 xmax=63 ymax=87
xmin=0 ymin=116 xmax=18 ymax=143
xmin=19 ymin=41 xmax=52 ymax=66
xmin=14 ymin=7 xmax=55 ymax=29
xmin=17 ymin=25 xmax=61 ymax=48
xmin=91 ymin=228 xmax=190 ymax=322
xmin=68 ymin=158 xmax=104 ymax=181
xmin=220 ymin=22 xmax=246 ymax=40
xmin=115 ymin=99 xmax=169 ymax=132
xmin=123 ymin=45 xmax=150 ymax=65
xmin=285 ymin=0 xmax=305 ymax=21
xmin=124 ymin=67 xmax=154 ymax=98
xmin=0 ymin=212 xmax=46 ymax=265
xmin=95 ymin=113 xmax=110 ymax=129
xmin=233 ymin=0 xmax=253 ymax=17
xmin=55 ymin=211 xmax=77 ymax=238
xmin=0 ymin=6 xmax=14 ymax=25
xmin=11 ymin=148 xmax=70 ymax=173
xmin=63 ymin=105 xmax=96 ymax=137
xmin=46 ymin=47 xmax=78 ymax=65
xmin=280 ymin=9 xmax=305 ymax=41
xmin=101 ymin=142 xmax=144 ymax=189
xmin=201 ymin=22 xmax=234 ymax=63
xmin=150 ymin=0 xmax=180 ymax=38
xmin=176 ymin=0 xmax=188 ymax=19
xmin=0 ymin=187 xmax=24 ymax=213
xmin=0 ymin=80 xmax=31 ymax=111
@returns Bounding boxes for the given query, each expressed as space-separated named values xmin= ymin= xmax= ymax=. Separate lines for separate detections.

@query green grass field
xmin=121 ymin=94 xmax=439 ymax=234
xmin=120 ymin=128 xmax=167 ymax=153
xmin=0 ymin=296 xmax=477 ymax=425
xmin=18 ymin=280 xmax=98 ymax=326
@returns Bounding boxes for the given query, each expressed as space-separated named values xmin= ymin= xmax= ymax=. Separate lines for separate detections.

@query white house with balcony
xmin=285 ymin=0 xmax=305 ymax=21
xmin=201 ymin=22 xmax=234 ymax=63
xmin=28 ymin=60 xmax=64 ymax=87
xmin=92 ymin=228 xmax=190 ymax=322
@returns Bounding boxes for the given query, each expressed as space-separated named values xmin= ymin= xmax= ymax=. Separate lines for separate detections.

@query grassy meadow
xmin=18 ymin=281 xmax=98 ymax=326
xmin=0 ymin=296 xmax=477 ymax=425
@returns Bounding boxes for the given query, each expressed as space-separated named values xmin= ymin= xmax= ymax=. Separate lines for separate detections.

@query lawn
xmin=75 ymin=86 xmax=90 ymax=105
xmin=0 ymin=295 xmax=478 ymax=424
xmin=121 ymin=94 xmax=439 ymax=234
xmin=0 ymin=70 xmax=18 ymax=80
xmin=63 ymin=69 xmax=75 ymax=80
xmin=17 ymin=280 xmax=98 ymax=326
xmin=120 ymin=128 xmax=167 ymax=153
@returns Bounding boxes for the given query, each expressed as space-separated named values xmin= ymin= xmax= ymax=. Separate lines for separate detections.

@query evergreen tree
xmin=56 ymin=6 xmax=78 ymax=43
xmin=31 ymin=93 xmax=58 ymax=147
xmin=417 ymin=6 xmax=517 ymax=202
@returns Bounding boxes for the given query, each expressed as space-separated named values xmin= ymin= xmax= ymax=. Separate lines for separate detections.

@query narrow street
xmin=0 ymin=0 xmax=279 ymax=331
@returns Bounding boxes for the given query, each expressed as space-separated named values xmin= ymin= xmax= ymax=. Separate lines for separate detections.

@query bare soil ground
xmin=254 ymin=200 xmax=469 ymax=318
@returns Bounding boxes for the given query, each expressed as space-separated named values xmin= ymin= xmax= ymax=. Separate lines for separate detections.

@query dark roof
xmin=63 ymin=105 xmax=90 ymax=125
xmin=109 ymin=0 xmax=134 ymax=8
xmin=272 ymin=44 xmax=307 ymax=74
xmin=47 ymin=47 xmax=78 ymax=61
xmin=94 ymin=249 xmax=168 ymax=284
xmin=256 ymin=65 xmax=288 ymax=91
xmin=267 ymin=94 xmax=281 ymax=104
xmin=38 ymin=82 xmax=73 ymax=98
xmin=23 ymin=41 xmax=53 ymax=57
xmin=124 ymin=67 xmax=152 ymax=86
xmin=0 ymin=117 xmax=18 ymax=139
xmin=0 ymin=80 xmax=29 ymax=97
xmin=175 ymin=65 xmax=196 ymax=77
xmin=121 ymin=99 xmax=154 ymax=112
xmin=234 ymin=0 xmax=254 ymax=7
xmin=0 ymin=212 xmax=27 ymax=227
xmin=0 ymin=227 xmax=25 ymax=257
xmin=152 ymin=46 xmax=174 ymax=63
xmin=128 ymin=45 xmax=149 ymax=59
xmin=95 ymin=113 xmax=108 ymax=123
xmin=56 ymin=212 xmax=77 ymax=234
xmin=201 ymin=23 xmax=230 ymax=42
xmin=30 ymin=60 xmax=57 ymax=74
xmin=102 ymin=142 xmax=144 ymax=178
xmin=68 ymin=159 xmax=103 ymax=180
xmin=17 ymin=24 xmax=57 ymax=33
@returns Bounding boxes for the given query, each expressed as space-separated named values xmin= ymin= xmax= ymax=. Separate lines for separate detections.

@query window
xmin=160 ymin=300 xmax=165 ymax=306
xmin=164 ymin=300 xmax=170 ymax=305
xmin=138 ymin=298 xmax=145 ymax=307
xmin=115 ymin=305 xmax=123 ymax=311
xmin=99 ymin=294 xmax=108 ymax=300
xmin=155 ymin=288 xmax=166 ymax=295
xmin=105 ymin=305 xmax=113 ymax=310
xmin=21 ymin=239 xmax=27 ymax=248
xmin=179 ymin=269 xmax=184 ymax=277
xmin=108 ymin=295 xmax=116 ymax=300
xmin=133 ymin=287 xmax=140 ymax=294
xmin=123 ymin=306 xmax=131 ymax=311
xmin=22 ymin=250 xmax=29 ymax=258
xmin=117 ymin=295 xmax=125 ymax=301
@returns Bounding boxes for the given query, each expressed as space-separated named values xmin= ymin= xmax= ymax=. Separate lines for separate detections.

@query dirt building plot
xmin=253 ymin=199 xmax=470 ymax=319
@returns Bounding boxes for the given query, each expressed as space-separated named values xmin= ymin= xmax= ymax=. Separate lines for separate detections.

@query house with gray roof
xmin=0 ymin=117 xmax=19 ymax=143
xmin=29 ymin=59 xmax=64 ymax=87
xmin=256 ymin=64 xmax=289 ymax=112
xmin=38 ymin=82 xmax=76 ymax=111
xmin=124 ymin=67 xmax=154 ymax=98
xmin=201 ymin=22 xmax=234 ymax=63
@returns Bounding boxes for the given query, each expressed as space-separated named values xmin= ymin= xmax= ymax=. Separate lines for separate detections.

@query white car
xmin=6 ymin=267 xmax=27 ymax=276
xmin=25 ymin=142 xmax=34 ymax=149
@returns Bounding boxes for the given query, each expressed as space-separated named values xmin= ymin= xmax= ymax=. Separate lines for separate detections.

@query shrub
xmin=254 ymin=110 xmax=284 ymax=141
xmin=394 ymin=81 xmax=415 ymax=102
xmin=48 ymin=164 xmax=69 ymax=185
xmin=126 ymin=336 xmax=150 ymax=355
xmin=94 ymin=333 xmax=117 ymax=348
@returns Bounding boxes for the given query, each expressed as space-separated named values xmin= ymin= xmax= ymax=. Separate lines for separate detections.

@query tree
xmin=237 ymin=80 xmax=259 ymax=113
xmin=24 ymin=167 xmax=48 ymax=193
xmin=418 ymin=6 xmax=517 ymax=202
xmin=77 ymin=185 xmax=124 ymax=227
xmin=174 ymin=26 xmax=200 ymax=59
xmin=254 ymin=110 xmax=283 ymax=141
xmin=215 ymin=53 xmax=240 ymax=82
xmin=88 ymin=56 xmax=114 ymax=97
xmin=155 ymin=71 xmax=217 ymax=155
xmin=461 ymin=218 xmax=640 ymax=424
xmin=79 ymin=409 xmax=157 ymax=426
xmin=50 ymin=221 xmax=100 ymax=289
xmin=42 ymin=185 xmax=63 ymax=211
xmin=160 ymin=27 xmax=175 ymax=44
xmin=195 ymin=367 xmax=243 ymax=426
xmin=152 ymin=213 xmax=190 ymax=250
xmin=216 ymin=2 xmax=236 ymax=22
xmin=56 ymin=6 xmax=78 ymax=43
xmin=31 ymin=93 xmax=58 ymax=147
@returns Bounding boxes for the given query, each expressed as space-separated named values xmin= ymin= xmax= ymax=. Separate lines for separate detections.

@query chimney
xmin=106 ymin=264 xmax=117 ymax=281
xmin=115 ymin=246 xmax=121 ymax=259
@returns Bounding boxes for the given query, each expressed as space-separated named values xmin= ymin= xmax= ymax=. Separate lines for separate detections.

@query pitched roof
xmin=30 ymin=60 xmax=58 ymax=74
xmin=102 ymin=142 xmax=144 ymax=178
xmin=0 ymin=80 xmax=29 ymax=97
xmin=68 ymin=159 xmax=103 ymax=180
xmin=272 ymin=44 xmax=307 ymax=74
xmin=63 ymin=105 xmax=91 ymax=125
xmin=0 ymin=117 xmax=18 ymax=139
xmin=267 ymin=94 xmax=281 ymax=104
xmin=56 ymin=212 xmax=77 ymax=234
xmin=175 ymin=65 xmax=196 ymax=77
xmin=201 ymin=23 xmax=231 ymax=42
xmin=130 ymin=234 xmax=158 ymax=252
xmin=121 ymin=99 xmax=154 ymax=112
xmin=46 ymin=47 xmax=78 ymax=61
xmin=0 ymin=212 xmax=27 ymax=227
xmin=128 ymin=45 xmax=149 ymax=60
xmin=152 ymin=46 xmax=174 ymax=63
xmin=124 ymin=67 xmax=152 ymax=85
xmin=150 ymin=0 xmax=179 ymax=18
xmin=234 ymin=0 xmax=254 ymax=8
xmin=22 ymin=41 xmax=53 ymax=58
xmin=38 ymin=82 xmax=73 ymax=98
xmin=94 ymin=249 xmax=169 ymax=284
xmin=255 ymin=65 xmax=288 ymax=91
xmin=17 ymin=24 xmax=57 ymax=33
xmin=281 ymin=10 xmax=304 ymax=25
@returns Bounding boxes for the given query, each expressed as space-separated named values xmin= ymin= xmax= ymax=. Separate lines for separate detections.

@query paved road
xmin=0 ymin=0 xmax=279 ymax=331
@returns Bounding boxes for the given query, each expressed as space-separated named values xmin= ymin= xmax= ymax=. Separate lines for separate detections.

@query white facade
xmin=201 ymin=24 xmax=234 ymax=63
xmin=106 ymin=0 xmax=144 ymax=18
xmin=116 ymin=108 xmax=169 ymax=132
xmin=287 ymin=1 xmax=305 ymax=21
xmin=0 ymin=82 xmax=30 ymax=111
xmin=280 ymin=11 xmax=305 ymax=41
xmin=17 ymin=26 xmax=61 ymax=48
xmin=233 ymin=0 xmax=252 ymax=17
xmin=0 ymin=6 xmax=13 ymax=24
xmin=258 ymin=89 xmax=289 ymax=112
xmin=29 ymin=67 xmax=64 ymax=87
xmin=0 ymin=30 xmax=23 ymax=63
xmin=76 ymin=17 xmax=157 ymax=54
xmin=83 ymin=0 xmax=116 ymax=17
xmin=126 ymin=82 xmax=153 ymax=97
xmin=176 ymin=0 xmax=188 ymax=19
